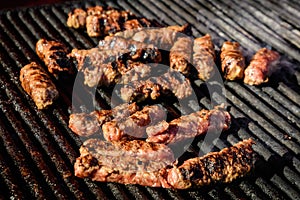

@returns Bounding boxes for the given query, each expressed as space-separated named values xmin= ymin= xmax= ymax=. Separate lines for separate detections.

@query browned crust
xmin=20 ymin=62 xmax=59 ymax=109
xmin=69 ymin=103 xmax=138 ymax=137
xmin=102 ymin=105 xmax=166 ymax=141
xmin=167 ymin=138 xmax=255 ymax=189
xmin=36 ymin=39 xmax=74 ymax=77
xmin=244 ymin=48 xmax=280 ymax=85
xmin=220 ymin=41 xmax=246 ymax=80
xmin=146 ymin=106 xmax=231 ymax=144
xmin=193 ymin=34 xmax=216 ymax=81
xmin=170 ymin=37 xmax=193 ymax=75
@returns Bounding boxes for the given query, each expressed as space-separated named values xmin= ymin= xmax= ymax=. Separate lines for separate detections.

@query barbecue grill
xmin=0 ymin=0 xmax=300 ymax=199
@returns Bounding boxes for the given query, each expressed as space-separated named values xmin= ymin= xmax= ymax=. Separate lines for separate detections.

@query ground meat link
xmin=167 ymin=139 xmax=255 ymax=189
xmin=146 ymin=106 xmax=231 ymax=144
xmin=120 ymin=71 xmax=192 ymax=102
xmin=69 ymin=103 xmax=138 ymax=137
xmin=66 ymin=6 xmax=106 ymax=29
xmin=131 ymin=24 xmax=191 ymax=50
xmin=170 ymin=37 xmax=193 ymax=75
xmin=74 ymin=139 xmax=174 ymax=188
xmin=74 ymin=139 xmax=255 ymax=189
xmin=69 ymin=48 xmax=126 ymax=71
xmin=156 ymin=71 xmax=192 ymax=99
xmin=36 ymin=39 xmax=75 ymax=77
xmin=86 ymin=9 xmax=136 ymax=37
xmin=67 ymin=6 xmax=137 ymax=37
xmin=120 ymin=80 xmax=162 ymax=102
xmin=102 ymin=105 xmax=166 ymax=142
xmin=70 ymin=47 xmax=153 ymax=87
xmin=20 ymin=62 xmax=59 ymax=109
xmin=98 ymin=36 xmax=162 ymax=63
xmin=220 ymin=41 xmax=246 ymax=80
xmin=193 ymin=34 xmax=216 ymax=81
xmin=70 ymin=47 xmax=126 ymax=87
xmin=244 ymin=48 xmax=280 ymax=85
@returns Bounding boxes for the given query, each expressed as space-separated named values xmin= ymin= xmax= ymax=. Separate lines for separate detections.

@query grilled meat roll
xmin=74 ymin=139 xmax=174 ymax=188
xmin=20 ymin=62 xmax=59 ymax=109
xmin=170 ymin=37 xmax=193 ymax=75
xmin=130 ymin=24 xmax=191 ymax=50
xmin=74 ymin=138 xmax=255 ymax=189
xmin=36 ymin=39 xmax=75 ymax=77
xmin=220 ymin=41 xmax=246 ymax=80
xmin=120 ymin=71 xmax=192 ymax=102
xmin=168 ymin=139 xmax=255 ymax=189
xmin=244 ymin=48 xmax=280 ymax=85
xmin=70 ymin=47 xmax=153 ymax=87
xmin=97 ymin=36 xmax=162 ymax=63
xmin=193 ymin=34 xmax=216 ymax=81
xmin=67 ymin=6 xmax=156 ymax=37
xmin=102 ymin=105 xmax=166 ymax=142
xmin=69 ymin=103 xmax=139 ymax=137
xmin=146 ymin=105 xmax=231 ymax=144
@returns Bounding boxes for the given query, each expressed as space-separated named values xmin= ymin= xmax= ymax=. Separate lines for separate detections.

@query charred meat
xmin=70 ymin=47 xmax=154 ymax=87
xmin=102 ymin=105 xmax=166 ymax=142
xmin=167 ymin=139 xmax=255 ymax=189
xmin=130 ymin=24 xmax=191 ymax=50
xmin=74 ymin=139 xmax=174 ymax=188
xmin=69 ymin=103 xmax=139 ymax=137
xmin=20 ymin=62 xmax=59 ymax=109
xmin=67 ymin=6 xmax=157 ymax=37
xmin=120 ymin=71 xmax=193 ymax=102
xmin=86 ymin=9 xmax=135 ymax=37
xmin=170 ymin=37 xmax=193 ymax=75
xmin=36 ymin=39 xmax=75 ymax=77
xmin=146 ymin=106 xmax=231 ymax=144
xmin=244 ymin=48 xmax=280 ymax=85
xmin=97 ymin=36 xmax=162 ymax=63
xmin=193 ymin=34 xmax=216 ymax=81
xmin=74 ymin=138 xmax=255 ymax=189
xmin=220 ymin=41 xmax=246 ymax=80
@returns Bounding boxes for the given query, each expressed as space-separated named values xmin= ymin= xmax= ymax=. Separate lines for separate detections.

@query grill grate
xmin=0 ymin=0 xmax=300 ymax=199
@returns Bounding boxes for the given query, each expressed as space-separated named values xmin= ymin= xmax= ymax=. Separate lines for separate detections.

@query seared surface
xmin=220 ymin=41 xmax=245 ymax=80
xmin=170 ymin=37 xmax=193 ymax=75
xmin=146 ymin=106 xmax=231 ymax=144
xmin=244 ymin=48 xmax=280 ymax=85
xmin=167 ymin=139 xmax=255 ymax=189
xmin=102 ymin=105 xmax=166 ymax=141
xmin=74 ymin=139 xmax=255 ymax=189
xmin=74 ymin=139 xmax=174 ymax=188
xmin=69 ymin=102 xmax=138 ymax=136
xmin=36 ymin=39 xmax=75 ymax=77
xmin=20 ymin=62 xmax=59 ymax=109
xmin=192 ymin=34 xmax=216 ymax=81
